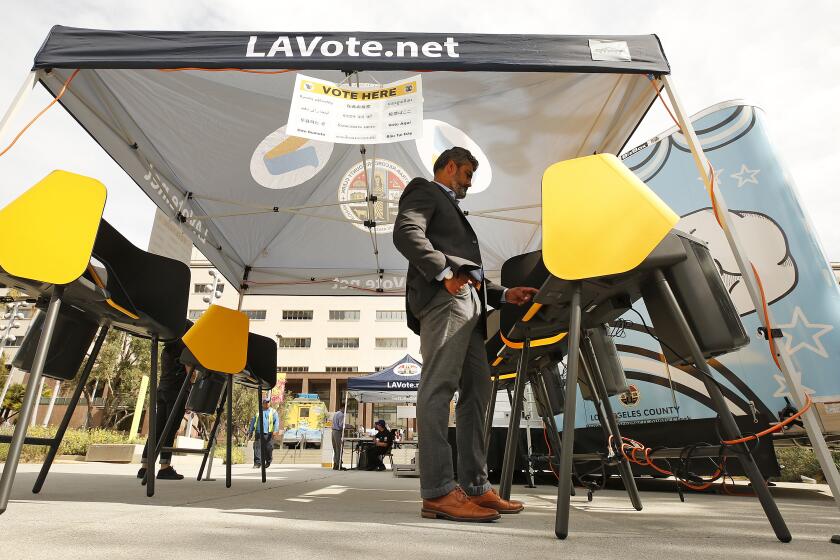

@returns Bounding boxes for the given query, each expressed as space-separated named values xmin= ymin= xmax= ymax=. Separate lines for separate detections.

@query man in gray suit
xmin=393 ymin=147 xmax=538 ymax=522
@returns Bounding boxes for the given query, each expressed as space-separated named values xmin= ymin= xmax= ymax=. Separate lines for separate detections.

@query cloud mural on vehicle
xmin=676 ymin=208 xmax=797 ymax=316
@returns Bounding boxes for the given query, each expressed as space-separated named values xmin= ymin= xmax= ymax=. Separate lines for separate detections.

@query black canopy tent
xmin=16 ymin=26 xmax=670 ymax=296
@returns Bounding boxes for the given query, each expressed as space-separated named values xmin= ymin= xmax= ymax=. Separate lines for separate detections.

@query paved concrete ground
xmin=1 ymin=457 xmax=838 ymax=559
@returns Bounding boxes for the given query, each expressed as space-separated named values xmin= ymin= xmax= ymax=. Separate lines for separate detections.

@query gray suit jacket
xmin=393 ymin=177 xmax=504 ymax=335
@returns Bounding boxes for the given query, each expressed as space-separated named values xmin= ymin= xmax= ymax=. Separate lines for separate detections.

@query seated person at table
xmin=363 ymin=419 xmax=394 ymax=471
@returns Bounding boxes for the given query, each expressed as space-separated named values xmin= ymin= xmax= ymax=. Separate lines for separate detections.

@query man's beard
xmin=452 ymin=184 xmax=468 ymax=199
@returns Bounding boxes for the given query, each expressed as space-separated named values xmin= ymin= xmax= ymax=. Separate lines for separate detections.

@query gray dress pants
xmin=332 ymin=429 xmax=343 ymax=468
xmin=417 ymin=285 xmax=492 ymax=499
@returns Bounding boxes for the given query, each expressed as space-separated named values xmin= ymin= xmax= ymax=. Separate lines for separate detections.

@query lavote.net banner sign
xmin=287 ymin=74 xmax=423 ymax=144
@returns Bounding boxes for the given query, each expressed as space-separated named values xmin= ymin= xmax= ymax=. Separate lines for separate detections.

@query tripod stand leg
xmin=555 ymin=283 xmax=581 ymax=540
xmin=153 ymin=370 xmax=192 ymax=462
xmin=0 ymin=287 xmax=63 ymax=514
xmin=651 ymin=270 xmax=790 ymax=543
xmin=530 ymin=370 xmax=564 ymax=480
xmin=226 ymin=377 xmax=233 ymax=488
xmin=499 ymin=333 xmax=530 ymax=501
xmin=580 ymin=338 xmax=642 ymax=511
xmin=484 ymin=377 xmax=499 ymax=456
xmin=33 ymin=324 xmax=109 ymax=494
xmin=145 ymin=334 xmax=159 ymax=497
xmin=198 ymin=380 xmax=228 ymax=481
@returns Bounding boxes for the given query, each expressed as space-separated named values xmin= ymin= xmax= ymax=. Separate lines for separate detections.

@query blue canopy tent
xmin=346 ymin=354 xmax=422 ymax=404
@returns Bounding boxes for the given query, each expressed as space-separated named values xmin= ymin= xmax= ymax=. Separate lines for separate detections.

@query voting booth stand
xmin=1 ymin=27 xmax=837 ymax=542
xmin=158 ymin=306 xmax=279 ymax=491
xmin=0 ymin=171 xmax=191 ymax=508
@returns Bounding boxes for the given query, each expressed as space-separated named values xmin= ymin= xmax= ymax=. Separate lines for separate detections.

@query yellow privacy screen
xmin=182 ymin=305 xmax=249 ymax=374
xmin=0 ymin=170 xmax=106 ymax=285
xmin=542 ymin=154 xmax=678 ymax=280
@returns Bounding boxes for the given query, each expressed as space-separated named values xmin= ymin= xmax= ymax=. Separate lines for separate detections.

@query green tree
xmin=83 ymin=330 xmax=153 ymax=431
xmin=2 ymin=383 xmax=25 ymax=413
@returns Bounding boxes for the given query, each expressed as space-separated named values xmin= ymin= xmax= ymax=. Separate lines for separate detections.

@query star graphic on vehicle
xmin=697 ymin=166 xmax=724 ymax=189
xmin=777 ymin=306 xmax=833 ymax=358
xmin=730 ymin=164 xmax=760 ymax=188
xmin=772 ymin=367 xmax=815 ymax=399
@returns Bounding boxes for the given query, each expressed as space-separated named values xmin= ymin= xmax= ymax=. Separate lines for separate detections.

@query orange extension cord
xmin=0 ymin=69 xmax=79 ymax=159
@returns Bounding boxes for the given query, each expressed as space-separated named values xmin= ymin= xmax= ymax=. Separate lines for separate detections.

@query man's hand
xmin=505 ymin=286 xmax=539 ymax=306
xmin=443 ymin=272 xmax=475 ymax=295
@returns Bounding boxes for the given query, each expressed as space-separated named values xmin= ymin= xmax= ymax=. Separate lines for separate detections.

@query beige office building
xmin=187 ymin=248 xmax=421 ymax=429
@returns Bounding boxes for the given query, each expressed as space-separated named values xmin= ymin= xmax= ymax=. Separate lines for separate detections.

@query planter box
xmin=173 ymin=436 xmax=205 ymax=455
xmin=85 ymin=444 xmax=144 ymax=463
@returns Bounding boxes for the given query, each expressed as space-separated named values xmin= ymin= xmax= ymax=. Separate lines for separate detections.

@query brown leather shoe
xmin=469 ymin=488 xmax=525 ymax=514
xmin=422 ymin=487 xmax=501 ymax=522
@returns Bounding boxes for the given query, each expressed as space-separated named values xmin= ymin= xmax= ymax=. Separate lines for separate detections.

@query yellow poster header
xmin=300 ymin=80 xmax=418 ymax=101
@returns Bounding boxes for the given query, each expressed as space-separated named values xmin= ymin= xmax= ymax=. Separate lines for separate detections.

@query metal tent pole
xmin=661 ymin=74 xmax=840 ymax=511
xmin=0 ymin=71 xmax=37 ymax=142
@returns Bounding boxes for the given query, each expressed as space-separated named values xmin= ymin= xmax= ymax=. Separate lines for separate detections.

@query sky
xmin=1 ymin=0 xmax=838 ymax=261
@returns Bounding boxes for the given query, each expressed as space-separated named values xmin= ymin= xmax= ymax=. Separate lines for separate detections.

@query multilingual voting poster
xmin=287 ymin=74 xmax=423 ymax=144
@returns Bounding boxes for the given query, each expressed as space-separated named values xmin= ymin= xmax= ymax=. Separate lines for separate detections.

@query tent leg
xmin=660 ymin=74 xmax=840 ymax=512
xmin=339 ymin=398 xmax=349 ymax=470
xmin=0 ymin=70 xmax=37 ymax=143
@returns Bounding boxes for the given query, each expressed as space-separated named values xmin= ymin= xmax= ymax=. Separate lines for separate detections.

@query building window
xmin=282 ymin=310 xmax=313 ymax=321
xmin=194 ymin=283 xmax=225 ymax=294
xmin=278 ymin=337 xmax=311 ymax=348
xmin=327 ymin=337 xmax=359 ymax=349
xmin=6 ymin=336 xmax=25 ymax=347
xmin=187 ymin=309 xmax=203 ymax=321
xmin=329 ymin=310 xmax=360 ymax=321
xmin=374 ymin=366 xmax=391 ymax=372
xmin=244 ymin=310 xmax=267 ymax=320
xmin=17 ymin=308 xmax=36 ymax=320
xmin=277 ymin=366 xmax=309 ymax=373
xmin=376 ymin=337 xmax=408 ymax=349
xmin=376 ymin=310 xmax=406 ymax=321
xmin=326 ymin=366 xmax=358 ymax=373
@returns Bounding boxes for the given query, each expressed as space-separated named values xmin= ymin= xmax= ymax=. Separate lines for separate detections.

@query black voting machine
xmin=151 ymin=331 xmax=279 ymax=491
xmin=1 ymin=218 xmax=190 ymax=500
xmin=484 ymin=229 xmax=790 ymax=542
